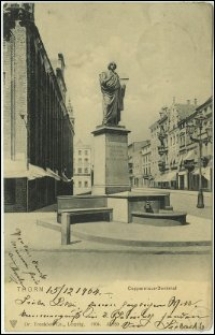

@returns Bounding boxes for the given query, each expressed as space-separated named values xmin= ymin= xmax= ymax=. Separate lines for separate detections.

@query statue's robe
xmin=100 ymin=70 xmax=125 ymax=125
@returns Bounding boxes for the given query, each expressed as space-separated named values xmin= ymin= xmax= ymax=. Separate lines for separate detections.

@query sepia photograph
xmin=2 ymin=1 xmax=214 ymax=333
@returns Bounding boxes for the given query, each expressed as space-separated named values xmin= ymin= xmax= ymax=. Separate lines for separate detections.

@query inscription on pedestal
xmin=92 ymin=125 xmax=131 ymax=194
xmin=107 ymin=143 xmax=127 ymax=160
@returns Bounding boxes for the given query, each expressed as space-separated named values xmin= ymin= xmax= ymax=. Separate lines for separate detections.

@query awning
xmin=4 ymin=160 xmax=61 ymax=181
xmin=154 ymin=171 xmax=177 ymax=182
xmin=4 ymin=161 xmax=48 ymax=179
xmin=184 ymin=149 xmax=198 ymax=161
xmin=192 ymin=166 xmax=211 ymax=181
xmin=46 ymin=168 xmax=61 ymax=181
xmin=61 ymin=172 xmax=73 ymax=183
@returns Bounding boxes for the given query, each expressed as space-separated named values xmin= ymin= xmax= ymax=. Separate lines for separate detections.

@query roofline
xmin=196 ymin=96 xmax=213 ymax=111
xmin=149 ymin=120 xmax=160 ymax=129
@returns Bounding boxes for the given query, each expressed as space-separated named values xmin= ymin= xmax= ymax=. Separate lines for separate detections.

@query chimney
xmin=187 ymin=100 xmax=190 ymax=105
xmin=194 ymin=98 xmax=197 ymax=106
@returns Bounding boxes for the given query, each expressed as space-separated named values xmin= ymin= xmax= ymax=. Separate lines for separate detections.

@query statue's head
xmin=108 ymin=62 xmax=117 ymax=71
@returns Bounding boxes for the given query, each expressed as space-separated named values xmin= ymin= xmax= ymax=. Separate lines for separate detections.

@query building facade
xmin=128 ymin=141 xmax=149 ymax=188
xmin=73 ymin=140 xmax=92 ymax=195
xmin=149 ymin=120 xmax=161 ymax=184
xmin=4 ymin=4 xmax=75 ymax=212
xmin=151 ymin=99 xmax=198 ymax=189
xmin=141 ymin=140 xmax=152 ymax=187
xmin=166 ymin=99 xmax=197 ymax=188
xmin=178 ymin=97 xmax=213 ymax=191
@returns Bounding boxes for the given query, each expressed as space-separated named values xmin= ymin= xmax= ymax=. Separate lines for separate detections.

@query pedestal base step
xmin=132 ymin=211 xmax=187 ymax=225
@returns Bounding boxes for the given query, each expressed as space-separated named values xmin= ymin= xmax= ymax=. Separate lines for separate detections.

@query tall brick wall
xmin=27 ymin=28 xmax=74 ymax=181
xmin=3 ymin=23 xmax=28 ymax=162
xmin=3 ymin=37 xmax=13 ymax=159
xmin=4 ymin=5 xmax=74 ymax=212
xmin=13 ymin=22 xmax=28 ymax=160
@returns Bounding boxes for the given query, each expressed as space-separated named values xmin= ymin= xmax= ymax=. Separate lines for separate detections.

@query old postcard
xmin=2 ymin=1 xmax=213 ymax=333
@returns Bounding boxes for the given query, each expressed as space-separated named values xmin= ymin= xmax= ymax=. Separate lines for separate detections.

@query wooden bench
xmin=57 ymin=195 xmax=108 ymax=222
xmin=58 ymin=207 xmax=113 ymax=223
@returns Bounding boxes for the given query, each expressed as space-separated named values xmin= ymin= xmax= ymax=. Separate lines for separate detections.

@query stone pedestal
xmin=92 ymin=125 xmax=131 ymax=195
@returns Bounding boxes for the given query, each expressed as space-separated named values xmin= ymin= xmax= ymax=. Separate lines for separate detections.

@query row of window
xmin=74 ymin=181 xmax=89 ymax=188
xmin=143 ymin=167 xmax=151 ymax=175
xmin=74 ymin=158 xmax=89 ymax=163
xmin=142 ymin=155 xmax=151 ymax=163
xmin=74 ymin=168 xmax=89 ymax=174
xmin=77 ymin=149 xmax=89 ymax=156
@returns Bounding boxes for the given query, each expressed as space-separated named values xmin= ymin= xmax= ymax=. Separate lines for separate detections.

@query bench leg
xmin=61 ymin=213 xmax=71 ymax=245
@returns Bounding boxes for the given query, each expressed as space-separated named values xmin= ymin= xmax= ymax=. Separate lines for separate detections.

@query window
xmin=78 ymin=181 xmax=82 ymax=188
xmin=85 ymin=158 xmax=88 ymax=163
xmin=84 ymin=181 xmax=88 ymax=188
xmin=84 ymin=168 xmax=88 ymax=174
xmin=78 ymin=150 xmax=82 ymax=155
xmin=78 ymin=168 xmax=82 ymax=174
xmin=85 ymin=150 xmax=88 ymax=155
xmin=78 ymin=158 xmax=82 ymax=163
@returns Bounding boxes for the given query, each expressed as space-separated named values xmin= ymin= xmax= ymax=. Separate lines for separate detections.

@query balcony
xmin=158 ymin=145 xmax=168 ymax=156
xmin=201 ymin=156 xmax=209 ymax=167
xmin=183 ymin=159 xmax=195 ymax=171
xmin=158 ymin=160 xmax=165 ymax=172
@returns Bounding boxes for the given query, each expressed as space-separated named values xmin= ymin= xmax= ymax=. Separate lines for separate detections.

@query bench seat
xmin=57 ymin=207 xmax=113 ymax=223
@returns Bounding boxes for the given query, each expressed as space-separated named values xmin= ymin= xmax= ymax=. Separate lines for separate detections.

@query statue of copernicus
xmin=99 ymin=62 xmax=126 ymax=126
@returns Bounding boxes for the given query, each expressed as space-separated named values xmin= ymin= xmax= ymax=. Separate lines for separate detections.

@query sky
xmin=35 ymin=2 xmax=213 ymax=145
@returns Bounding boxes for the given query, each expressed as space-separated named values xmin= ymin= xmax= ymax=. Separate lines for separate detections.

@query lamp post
xmin=187 ymin=113 xmax=212 ymax=208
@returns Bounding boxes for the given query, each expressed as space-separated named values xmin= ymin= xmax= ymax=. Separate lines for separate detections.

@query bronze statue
xmin=99 ymin=62 xmax=126 ymax=126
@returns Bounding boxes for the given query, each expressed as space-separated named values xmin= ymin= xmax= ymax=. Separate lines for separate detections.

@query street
xmin=4 ymin=241 xmax=212 ymax=284
xmin=170 ymin=191 xmax=212 ymax=219
xmin=4 ymin=209 xmax=212 ymax=285
xmin=18 ymin=249 xmax=212 ymax=283
xmin=134 ymin=188 xmax=213 ymax=219
xmin=3 ymin=206 xmax=213 ymax=333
